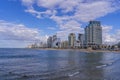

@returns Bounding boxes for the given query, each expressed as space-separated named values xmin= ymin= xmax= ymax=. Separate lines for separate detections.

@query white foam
xmin=96 ymin=64 xmax=107 ymax=68
xmin=68 ymin=71 xmax=79 ymax=77
xmin=96 ymin=62 xmax=114 ymax=68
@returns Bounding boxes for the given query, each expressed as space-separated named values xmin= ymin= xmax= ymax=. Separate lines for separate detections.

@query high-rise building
xmin=52 ymin=35 xmax=57 ymax=42
xmin=68 ymin=33 xmax=76 ymax=48
xmin=85 ymin=21 xmax=102 ymax=46
xmin=47 ymin=36 xmax=53 ymax=48
xmin=47 ymin=35 xmax=61 ymax=48
xmin=61 ymin=41 xmax=68 ymax=48
xmin=52 ymin=34 xmax=61 ymax=48
xmin=78 ymin=33 xmax=85 ymax=46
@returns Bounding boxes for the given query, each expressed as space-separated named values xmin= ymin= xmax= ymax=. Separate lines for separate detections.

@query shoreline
xmin=28 ymin=48 xmax=120 ymax=53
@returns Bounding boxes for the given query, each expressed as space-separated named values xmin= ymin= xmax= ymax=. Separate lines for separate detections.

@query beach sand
xmin=30 ymin=48 xmax=120 ymax=53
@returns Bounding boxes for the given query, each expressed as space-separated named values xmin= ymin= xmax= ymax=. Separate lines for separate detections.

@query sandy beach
xmin=30 ymin=48 xmax=120 ymax=53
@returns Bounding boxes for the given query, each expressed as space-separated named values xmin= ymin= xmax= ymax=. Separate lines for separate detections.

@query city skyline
xmin=0 ymin=0 xmax=120 ymax=48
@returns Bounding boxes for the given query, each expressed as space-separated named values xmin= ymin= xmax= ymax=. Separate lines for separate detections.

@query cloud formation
xmin=102 ymin=25 xmax=120 ymax=44
xmin=22 ymin=0 xmax=120 ymax=21
xmin=21 ymin=0 xmax=120 ymax=44
xmin=57 ymin=20 xmax=84 ymax=40
xmin=0 ymin=20 xmax=47 ymax=42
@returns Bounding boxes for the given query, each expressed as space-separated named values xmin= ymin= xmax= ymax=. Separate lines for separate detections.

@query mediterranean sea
xmin=0 ymin=48 xmax=120 ymax=80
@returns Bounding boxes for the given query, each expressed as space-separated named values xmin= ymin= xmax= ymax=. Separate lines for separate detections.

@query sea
xmin=0 ymin=48 xmax=120 ymax=80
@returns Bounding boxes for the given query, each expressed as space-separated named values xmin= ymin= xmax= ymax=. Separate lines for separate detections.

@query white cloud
xmin=25 ymin=7 xmax=57 ymax=19
xmin=0 ymin=20 xmax=48 ymax=42
xmin=21 ymin=0 xmax=120 ymax=22
xmin=21 ymin=0 xmax=120 ymax=25
xmin=25 ymin=8 xmax=42 ymax=18
xmin=57 ymin=20 xmax=84 ymax=40
xmin=74 ymin=1 xmax=116 ymax=22
xmin=102 ymin=25 xmax=120 ymax=44
xmin=102 ymin=25 xmax=112 ymax=33
xmin=59 ymin=20 xmax=83 ymax=31
xmin=58 ymin=0 xmax=80 ymax=13
xmin=22 ymin=0 xmax=35 ymax=7
xmin=37 ymin=0 xmax=63 ymax=9
xmin=50 ymin=15 xmax=71 ymax=25
xmin=115 ymin=30 xmax=120 ymax=42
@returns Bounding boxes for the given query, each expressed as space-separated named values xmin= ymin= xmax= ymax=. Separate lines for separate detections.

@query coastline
xmin=28 ymin=48 xmax=120 ymax=53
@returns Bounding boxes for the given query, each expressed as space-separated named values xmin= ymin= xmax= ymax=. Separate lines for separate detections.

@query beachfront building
xmin=47 ymin=36 xmax=53 ymax=48
xmin=68 ymin=33 xmax=76 ymax=48
xmin=85 ymin=21 xmax=102 ymax=47
xmin=74 ymin=40 xmax=81 ymax=48
xmin=78 ymin=33 xmax=85 ymax=48
xmin=117 ymin=42 xmax=120 ymax=48
xmin=52 ymin=34 xmax=61 ymax=48
xmin=61 ymin=41 xmax=69 ymax=48
xmin=47 ymin=34 xmax=61 ymax=48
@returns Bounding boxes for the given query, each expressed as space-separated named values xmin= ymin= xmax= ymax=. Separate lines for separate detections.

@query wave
xmin=68 ymin=71 xmax=79 ymax=77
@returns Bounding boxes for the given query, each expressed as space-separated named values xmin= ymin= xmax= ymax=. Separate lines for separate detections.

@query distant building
xmin=85 ymin=21 xmax=102 ymax=46
xmin=61 ymin=41 xmax=68 ymax=48
xmin=52 ymin=35 xmax=57 ymax=42
xmin=47 ymin=36 xmax=52 ymax=48
xmin=32 ymin=43 xmax=38 ymax=48
xmin=74 ymin=40 xmax=81 ymax=48
xmin=117 ymin=42 xmax=120 ymax=48
xmin=78 ymin=33 xmax=85 ymax=47
xmin=27 ymin=45 xmax=33 ymax=48
xmin=68 ymin=33 xmax=76 ymax=48
xmin=52 ymin=34 xmax=61 ymax=48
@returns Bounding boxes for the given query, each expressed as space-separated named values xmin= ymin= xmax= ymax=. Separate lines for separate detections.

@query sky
xmin=0 ymin=0 xmax=120 ymax=48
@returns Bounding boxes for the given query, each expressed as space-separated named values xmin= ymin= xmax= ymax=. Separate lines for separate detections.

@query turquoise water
xmin=0 ymin=48 xmax=120 ymax=80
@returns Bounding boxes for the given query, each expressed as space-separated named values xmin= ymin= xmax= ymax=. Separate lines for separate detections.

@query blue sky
xmin=0 ymin=0 xmax=120 ymax=48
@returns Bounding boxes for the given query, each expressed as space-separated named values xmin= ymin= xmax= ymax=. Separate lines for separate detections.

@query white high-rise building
xmin=68 ymin=33 xmax=76 ymax=48
xmin=85 ymin=21 xmax=102 ymax=46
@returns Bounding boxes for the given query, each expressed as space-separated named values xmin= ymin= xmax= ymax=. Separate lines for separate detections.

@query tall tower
xmin=85 ymin=21 xmax=102 ymax=46
xmin=68 ymin=33 xmax=76 ymax=48
xmin=78 ymin=33 xmax=84 ymax=44
xmin=47 ymin=36 xmax=52 ymax=48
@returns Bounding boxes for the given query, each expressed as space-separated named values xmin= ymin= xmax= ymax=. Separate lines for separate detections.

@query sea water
xmin=0 ymin=48 xmax=120 ymax=80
